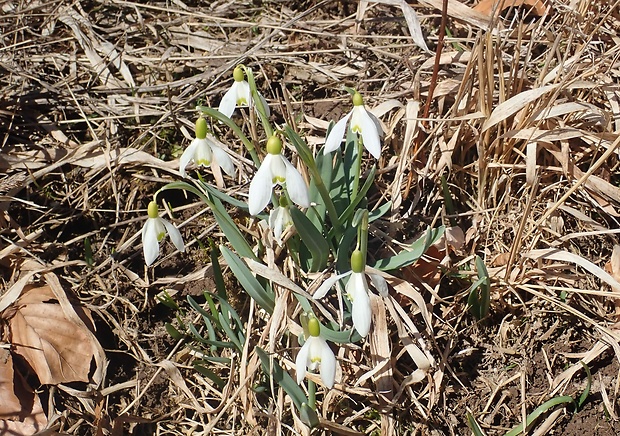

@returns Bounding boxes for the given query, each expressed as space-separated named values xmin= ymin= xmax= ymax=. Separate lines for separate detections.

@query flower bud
xmin=266 ymin=135 xmax=283 ymax=155
xmin=233 ymin=66 xmax=244 ymax=82
xmin=308 ymin=317 xmax=320 ymax=337
xmin=351 ymin=249 xmax=364 ymax=273
xmin=195 ymin=117 xmax=208 ymax=139
xmin=147 ymin=201 xmax=159 ymax=219
xmin=352 ymin=91 xmax=364 ymax=107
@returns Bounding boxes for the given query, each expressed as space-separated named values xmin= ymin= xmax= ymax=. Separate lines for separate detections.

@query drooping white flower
xmin=141 ymin=201 xmax=185 ymax=266
xmin=268 ymin=198 xmax=293 ymax=246
xmin=296 ymin=317 xmax=336 ymax=389
xmin=313 ymin=249 xmax=384 ymax=338
xmin=180 ymin=117 xmax=235 ymax=177
xmin=218 ymin=66 xmax=270 ymax=118
xmin=248 ymin=136 xmax=309 ymax=216
xmin=323 ymin=91 xmax=382 ymax=159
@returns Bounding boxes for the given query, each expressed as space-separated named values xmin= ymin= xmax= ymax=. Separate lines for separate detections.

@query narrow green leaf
xmin=256 ymin=347 xmax=308 ymax=410
xmin=468 ymin=256 xmax=490 ymax=320
xmin=371 ymin=226 xmax=445 ymax=270
xmin=466 ymin=412 xmax=485 ymax=436
xmin=369 ymin=201 xmax=392 ymax=222
xmin=577 ymin=361 xmax=591 ymax=410
xmin=218 ymin=312 xmax=243 ymax=351
xmin=210 ymin=195 xmax=256 ymax=260
xmin=193 ymin=364 xmax=226 ymax=390
xmin=503 ymin=396 xmax=574 ymax=436
xmin=84 ymin=237 xmax=93 ymax=267
xmin=300 ymin=403 xmax=320 ymax=429
xmin=290 ymin=207 xmax=329 ymax=272
xmin=221 ymin=246 xmax=275 ymax=314
xmin=165 ymin=323 xmax=184 ymax=341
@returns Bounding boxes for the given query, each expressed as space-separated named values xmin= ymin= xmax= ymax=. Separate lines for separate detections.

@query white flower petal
xmin=368 ymin=273 xmax=388 ymax=297
xmin=236 ymin=80 xmax=251 ymax=105
xmin=179 ymin=138 xmax=199 ymax=177
xmin=295 ymin=340 xmax=311 ymax=385
xmin=313 ymin=271 xmax=351 ymax=300
xmin=162 ymin=218 xmax=185 ymax=252
xmin=142 ymin=218 xmax=160 ymax=266
xmin=193 ymin=138 xmax=213 ymax=166
xmin=323 ymin=111 xmax=351 ymax=155
xmin=347 ymin=272 xmax=372 ymax=337
xmin=248 ymin=155 xmax=275 ymax=215
xmin=270 ymin=207 xmax=285 ymax=244
xmin=349 ymin=279 xmax=372 ymax=337
xmin=319 ymin=338 xmax=336 ymax=388
xmin=283 ymin=159 xmax=310 ymax=208
xmin=210 ymin=143 xmax=235 ymax=176
xmin=352 ymin=106 xmax=382 ymax=159
xmin=218 ymin=85 xmax=238 ymax=118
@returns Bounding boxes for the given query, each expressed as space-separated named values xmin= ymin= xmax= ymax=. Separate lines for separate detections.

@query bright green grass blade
xmin=504 ymin=396 xmax=574 ymax=436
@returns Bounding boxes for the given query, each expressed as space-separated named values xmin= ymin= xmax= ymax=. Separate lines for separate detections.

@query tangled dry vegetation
xmin=2 ymin=0 xmax=620 ymax=434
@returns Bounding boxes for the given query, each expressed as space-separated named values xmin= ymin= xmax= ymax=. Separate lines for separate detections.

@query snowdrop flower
xmin=142 ymin=201 xmax=185 ymax=266
xmin=268 ymin=197 xmax=293 ymax=246
xmin=179 ymin=117 xmax=235 ymax=177
xmin=218 ymin=66 xmax=270 ymax=118
xmin=248 ymin=136 xmax=310 ymax=215
xmin=296 ymin=317 xmax=336 ymax=388
xmin=324 ymin=91 xmax=382 ymax=159
xmin=313 ymin=249 xmax=384 ymax=337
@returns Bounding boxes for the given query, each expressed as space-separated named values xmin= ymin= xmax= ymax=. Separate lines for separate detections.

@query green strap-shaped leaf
xmin=290 ymin=207 xmax=329 ymax=272
xmin=503 ymin=396 xmax=574 ymax=436
xmin=371 ymin=225 xmax=445 ymax=270
xmin=255 ymin=347 xmax=307 ymax=408
xmin=221 ymin=246 xmax=275 ymax=314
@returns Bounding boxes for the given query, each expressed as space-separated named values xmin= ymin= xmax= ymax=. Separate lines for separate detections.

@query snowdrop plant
xmin=141 ymin=201 xmax=185 ymax=266
xmin=218 ymin=66 xmax=270 ymax=119
xmin=179 ymin=117 xmax=235 ymax=177
xmin=153 ymin=64 xmax=444 ymax=428
xmin=296 ymin=316 xmax=336 ymax=389
xmin=324 ymin=91 xmax=382 ymax=159
xmin=248 ymin=135 xmax=309 ymax=216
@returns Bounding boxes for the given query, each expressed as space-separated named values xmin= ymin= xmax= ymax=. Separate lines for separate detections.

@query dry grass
xmin=2 ymin=0 xmax=620 ymax=435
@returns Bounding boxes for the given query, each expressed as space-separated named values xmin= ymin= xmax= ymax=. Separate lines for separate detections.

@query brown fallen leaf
xmin=474 ymin=0 xmax=548 ymax=17
xmin=6 ymin=284 xmax=103 ymax=385
xmin=0 ymin=349 xmax=48 ymax=434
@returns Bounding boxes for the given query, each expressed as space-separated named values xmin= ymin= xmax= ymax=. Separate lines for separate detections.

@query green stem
xmin=307 ymin=377 xmax=316 ymax=410
xmin=196 ymin=105 xmax=261 ymax=167
xmin=351 ymin=135 xmax=364 ymax=200
xmin=359 ymin=209 xmax=369 ymax=267
xmin=244 ymin=66 xmax=273 ymax=138
xmin=283 ymin=125 xmax=343 ymax=237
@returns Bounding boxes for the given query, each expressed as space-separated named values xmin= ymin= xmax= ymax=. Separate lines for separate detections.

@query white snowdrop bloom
xmin=313 ymin=250 xmax=384 ymax=338
xmin=296 ymin=317 xmax=337 ymax=389
xmin=268 ymin=199 xmax=293 ymax=246
xmin=323 ymin=91 xmax=382 ymax=159
xmin=141 ymin=201 xmax=185 ymax=266
xmin=179 ymin=117 xmax=235 ymax=177
xmin=248 ymin=136 xmax=309 ymax=216
xmin=218 ymin=66 xmax=270 ymax=118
